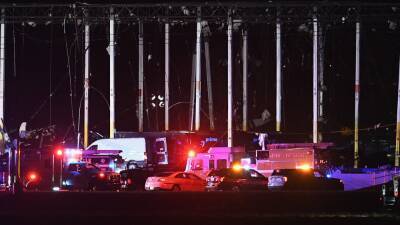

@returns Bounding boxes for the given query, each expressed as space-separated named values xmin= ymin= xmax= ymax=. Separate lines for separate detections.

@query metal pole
xmin=59 ymin=157 xmax=63 ymax=187
xmin=227 ymin=14 xmax=233 ymax=147
xmin=204 ymin=38 xmax=215 ymax=130
xmin=165 ymin=23 xmax=170 ymax=131
xmin=138 ymin=21 xmax=144 ymax=132
xmin=318 ymin=23 xmax=325 ymax=133
xmin=84 ymin=23 xmax=90 ymax=147
xmin=276 ymin=20 xmax=281 ymax=132
xmin=354 ymin=21 xmax=360 ymax=168
xmin=195 ymin=15 xmax=202 ymax=131
xmin=189 ymin=54 xmax=196 ymax=131
xmin=242 ymin=29 xmax=248 ymax=132
xmin=312 ymin=16 xmax=318 ymax=143
xmin=395 ymin=57 xmax=400 ymax=167
xmin=0 ymin=9 xmax=5 ymax=122
xmin=52 ymin=154 xmax=54 ymax=184
xmin=109 ymin=8 xmax=115 ymax=138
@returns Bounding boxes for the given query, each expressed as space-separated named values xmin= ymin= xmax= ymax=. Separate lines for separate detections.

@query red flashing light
xmin=188 ymin=150 xmax=196 ymax=158
xmin=56 ymin=149 xmax=63 ymax=156
xmin=28 ymin=173 xmax=37 ymax=181
xmin=99 ymin=173 xmax=105 ymax=179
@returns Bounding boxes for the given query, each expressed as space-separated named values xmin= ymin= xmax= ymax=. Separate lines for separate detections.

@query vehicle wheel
xmin=231 ymin=185 xmax=240 ymax=192
xmin=171 ymin=185 xmax=181 ymax=192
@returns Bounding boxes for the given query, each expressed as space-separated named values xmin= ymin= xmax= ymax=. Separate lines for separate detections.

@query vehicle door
xmin=313 ymin=170 xmax=335 ymax=190
xmin=173 ymin=173 xmax=191 ymax=191
xmin=248 ymin=169 xmax=268 ymax=190
xmin=229 ymin=170 xmax=252 ymax=191
xmin=187 ymin=173 xmax=206 ymax=191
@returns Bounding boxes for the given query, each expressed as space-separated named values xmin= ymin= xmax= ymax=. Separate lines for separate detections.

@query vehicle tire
xmin=171 ymin=185 xmax=181 ymax=192
xmin=231 ymin=185 xmax=240 ymax=192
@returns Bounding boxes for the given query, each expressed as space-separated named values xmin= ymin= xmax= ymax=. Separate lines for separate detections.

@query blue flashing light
xmin=326 ymin=174 xmax=332 ymax=178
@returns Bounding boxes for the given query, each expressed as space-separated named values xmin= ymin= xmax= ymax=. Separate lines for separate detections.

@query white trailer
xmin=86 ymin=138 xmax=147 ymax=163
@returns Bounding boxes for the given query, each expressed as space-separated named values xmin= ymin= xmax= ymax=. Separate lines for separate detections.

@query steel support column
xmin=312 ymin=16 xmax=318 ymax=143
xmin=138 ymin=21 xmax=144 ymax=132
xmin=0 ymin=9 xmax=5 ymax=124
xmin=204 ymin=38 xmax=215 ymax=130
xmin=109 ymin=8 xmax=115 ymax=138
xmin=189 ymin=54 xmax=196 ymax=131
xmin=276 ymin=20 xmax=282 ymax=132
xmin=194 ymin=13 xmax=202 ymax=131
xmin=354 ymin=21 xmax=360 ymax=168
xmin=227 ymin=15 xmax=233 ymax=147
xmin=164 ymin=23 xmax=169 ymax=131
xmin=83 ymin=23 xmax=90 ymax=147
xmin=242 ymin=29 xmax=248 ymax=132
xmin=396 ymin=57 xmax=400 ymax=167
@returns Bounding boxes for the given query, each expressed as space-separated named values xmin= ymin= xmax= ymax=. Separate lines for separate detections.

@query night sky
xmin=2 ymin=1 xmax=400 ymax=148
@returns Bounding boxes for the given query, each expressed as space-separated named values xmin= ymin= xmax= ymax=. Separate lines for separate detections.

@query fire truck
xmin=185 ymin=143 xmax=332 ymax=178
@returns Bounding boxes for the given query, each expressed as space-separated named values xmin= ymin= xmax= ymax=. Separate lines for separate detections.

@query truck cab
xmin=185 ymin=147 xmax=245 ymax=179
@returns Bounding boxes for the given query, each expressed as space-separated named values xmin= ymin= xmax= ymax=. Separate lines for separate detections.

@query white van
xmin=86 ymin=138 xmax=147 ymax=162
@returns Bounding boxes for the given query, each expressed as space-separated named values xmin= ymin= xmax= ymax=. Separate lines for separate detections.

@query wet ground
xmin=0 ymin=191 xmax=398 ymax=225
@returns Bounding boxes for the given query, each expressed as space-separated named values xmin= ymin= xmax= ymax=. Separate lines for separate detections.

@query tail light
xmin=99 ymin=173 xmax=106 ymax=179
xmin=283 ymin=176 xmax=288 ymax=182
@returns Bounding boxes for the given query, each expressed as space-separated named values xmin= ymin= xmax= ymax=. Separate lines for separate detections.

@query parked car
xmin=63 ymin=162 xmax=121 ymax=191
xmin=145 ymin=172 xmax=205 ymax=191
xmin=120 ymin=161 xmax=154 ymax=190
xmin=206 ymin=168 xmax=268 ymax=191
xmin=268 ymin=168 xmax=344 ymax=191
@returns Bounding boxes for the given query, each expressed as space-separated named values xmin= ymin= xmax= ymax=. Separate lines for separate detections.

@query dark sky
xmin=2 ymin=2 xmax=400 ymax=146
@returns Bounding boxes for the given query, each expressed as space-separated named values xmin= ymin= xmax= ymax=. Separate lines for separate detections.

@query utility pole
xmin=138 ymin=21 xmax=144 ymax=132
xmin=189 ymin=54 xmax=196 ymax=131
xmin=109 ymin=8 xmax=115 ymax=138
xmin=194 ymin=8 xmax=202 ymax=131
xmin=227 ymin=13 xmax=233 ymax=147
xmin=83 ymin=20 xmax=90 ymax=147
xmin=276 ymin=19 xmax=282 ymax=132
xmin=318 ymin=22 xmax=325 ymax=142
xmin=312 ymin=14 xmax=319 ymax=143
xmin=396 ymin=56 xmax=400 ymax=167
xmin=0 ymin=8 xmax=5 ymax=125
xmin=354 ymin=21 xmax=360 ymax=168
xmin=164 ymin=22 xmax=170 ymax=131
xmin=204 ymin=36 xmax=215 ymax=130
xmin=242 ymin=28 xmax=248 ymax=132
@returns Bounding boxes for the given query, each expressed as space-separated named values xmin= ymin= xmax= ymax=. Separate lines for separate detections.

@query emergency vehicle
xmin=186 ymin=143 xmax=332 ymax=177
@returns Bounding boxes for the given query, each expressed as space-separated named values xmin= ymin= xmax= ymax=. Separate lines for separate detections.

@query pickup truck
xmin=63 ymin=162 xmax=121 ymax=191
xmin=119 ymin=161 xmax=155 ymax=190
